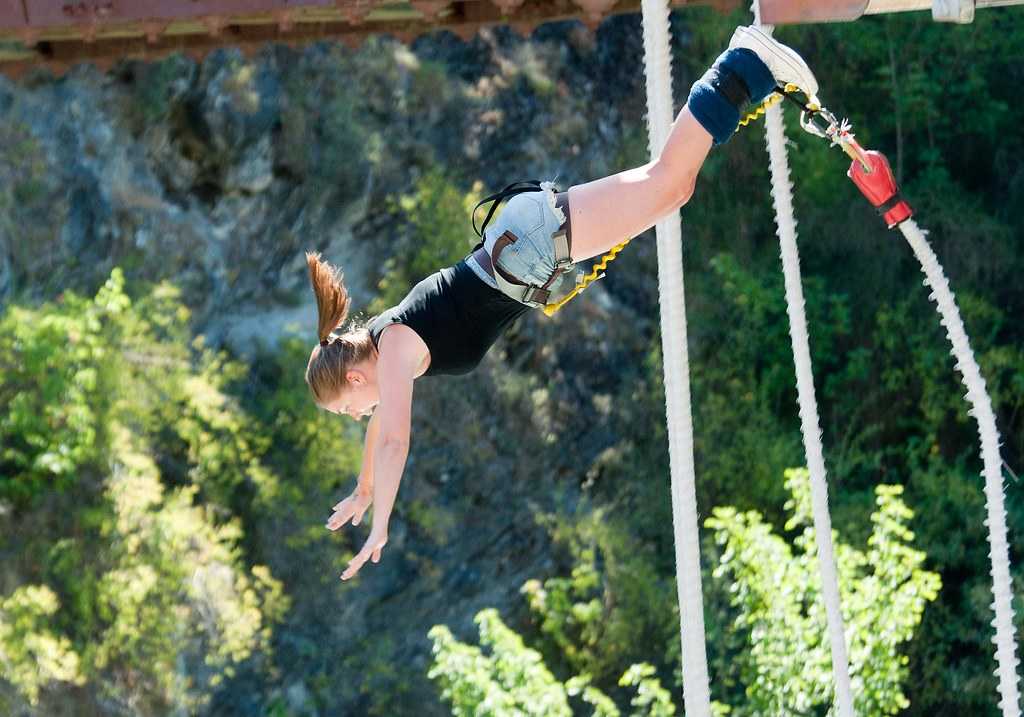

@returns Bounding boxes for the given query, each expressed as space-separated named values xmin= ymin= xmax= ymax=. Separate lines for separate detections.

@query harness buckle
xmin=551 ymin=227 xmax=572 ymax=271
xmin=521 ymin=286 xmax=551 ymax=307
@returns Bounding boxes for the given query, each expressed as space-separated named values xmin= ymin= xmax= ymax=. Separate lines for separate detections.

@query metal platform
xmin=1 ymin=0 xmax=1020 ymax=77
xmin=0 ymin=0 xmax=736 ymax=78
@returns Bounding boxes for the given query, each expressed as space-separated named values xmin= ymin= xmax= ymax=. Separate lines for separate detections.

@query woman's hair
xmin=305 ymin=252 xmax=376 ymax=405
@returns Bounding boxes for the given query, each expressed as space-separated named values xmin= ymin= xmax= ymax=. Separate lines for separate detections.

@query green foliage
xmin=692 ymin=253 xmax=853 ymax=512
xmin=279 ymin=48 xmax=370 ymax=197
xmin=431 ymin=473 xmax=936 ymax=717
xmin=706 ymin=469 xmax=941 ymax=715
xmin=0 ymin=270 xmax=280 ymax=513
xmin=520 ymin=558 xmax=602 ymax=674
xmin=83 ymin=424 xmax=288 ymax=708
xmin=0 ymin=271 xmax=127 ymax=505
xmin=169 ymin=348 xmax=282 ymax=511
xmin=522 ymin=505 xmax=676 ymax=686
xmin=428 ymin=608 xmax=698 ymax=717
xmin=428 ymin=609 xmax=574 ymax=717
xmin=371 ymin=168 xmax=482 ymax=312
xmin=429 ymin=537 xmax=731 ymax=717
xmin=618 ymin=664 xmax=677 ymax=717
xmin=0 ymin=271 xmax=288 ymax=711
xmin=0 ymin=585 xmax=85 ymax=707
xmin=565 ymin=674 xmax=622 ymax=717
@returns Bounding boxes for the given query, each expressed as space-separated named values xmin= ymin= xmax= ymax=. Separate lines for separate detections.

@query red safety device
xmin=847 ymin=150 xmax=913 ymax=229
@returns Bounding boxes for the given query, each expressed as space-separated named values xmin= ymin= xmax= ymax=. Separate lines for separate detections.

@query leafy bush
xmin=429 ymin=608 xmax=690 ymax=717
xmin=707 ymin=469 xmax=941 ymax=715
xmin=430 ymin=468 xmax=937 ymax=716
xmin=371 ymin=169 xmax=482 ymax=312
xmin=429 ymin=609 xmax=573 ymax=717
xmin=0 ymin=585 xmax=84 ymax=706
xmin=521 ymin=505 xmax=676 ymax=687
xmin=0 ymin=270 xmax=287 ymax=713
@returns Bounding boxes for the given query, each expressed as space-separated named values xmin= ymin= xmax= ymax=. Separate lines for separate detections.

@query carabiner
xmin=795 ymin=102 xmax=873 ymax=174
xmin=798 ymin=105 xmax=838 ymax=139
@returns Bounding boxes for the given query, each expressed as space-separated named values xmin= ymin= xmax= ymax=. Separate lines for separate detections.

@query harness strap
xmin=472 ymin=180 xmax=544 ymax=239
xmin=488 ymin=224 xmax=574 ymax=309
xmin=471 ymin=183 xmax=575 ymax=309
xmin=875 ymin=192 xmax=905 ymax=216
xmin=551 ymin=226 xmax=571 ymax=270
xmin=709 ymin=66 xmax=751 ymax=110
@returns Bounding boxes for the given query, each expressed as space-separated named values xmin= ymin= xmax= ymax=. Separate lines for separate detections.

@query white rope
xmin=639 ymin=1 xmax=712 ymax=714
xmin=900 ymin=219 xmax=1022 ymax=717
xmin=753 ymin=7 xmax=856 ymax=715
xmin=763 ymin=100 xmax=856 ymax=717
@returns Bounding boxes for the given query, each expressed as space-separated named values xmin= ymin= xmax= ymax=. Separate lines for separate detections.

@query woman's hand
xmin=335 ymin=327 xmax=417 ymax=582
xmin=341 ymin=528 xmax=388 ymax=581
xmin=326 ymin=486 xmax=372 ymax=531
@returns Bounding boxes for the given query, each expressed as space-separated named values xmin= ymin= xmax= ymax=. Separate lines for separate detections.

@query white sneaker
xmin=728 ymin=25 xmax=819 ymax=102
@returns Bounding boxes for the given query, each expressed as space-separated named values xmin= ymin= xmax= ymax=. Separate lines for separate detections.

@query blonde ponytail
xmin=304 ymin=252 xmax=376 ymax=405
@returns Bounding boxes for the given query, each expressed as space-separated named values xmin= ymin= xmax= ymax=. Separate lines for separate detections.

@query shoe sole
xmin=731 ymin=26 xmax=819 ymax=99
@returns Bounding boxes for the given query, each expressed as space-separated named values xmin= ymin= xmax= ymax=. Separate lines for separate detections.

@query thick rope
xmin=639 ymin=1 xmax=712 ymax=714
xmin=763 ymin=99 xmax=856 ymax=717
xmin=900 ymin=220 xmax=1022 ymax=717
xmin=753 ymin=7 xmax=856 ymax=716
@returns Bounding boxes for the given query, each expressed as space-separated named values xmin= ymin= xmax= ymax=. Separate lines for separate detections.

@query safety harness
xmin=470 ymin=180 xmax=577 ymax=309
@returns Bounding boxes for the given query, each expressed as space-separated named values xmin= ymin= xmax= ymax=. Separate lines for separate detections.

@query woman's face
xmin=323 ymin=363 xmax=380 ymax=421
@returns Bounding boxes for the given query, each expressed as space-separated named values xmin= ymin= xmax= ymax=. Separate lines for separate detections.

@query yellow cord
xmin=542 ymin=239 xmax=629 ymax=316
xmin=543 ymin=84 xmax=810 ymax=317
xmin=737 ymin=90 xmax=785 ymax=129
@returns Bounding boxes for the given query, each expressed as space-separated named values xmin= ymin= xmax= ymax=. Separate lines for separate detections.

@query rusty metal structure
xmin=0 ymin=0 xmax=739 ymax=78
xmin=1 ymin=0 xmax=1020 ymax=78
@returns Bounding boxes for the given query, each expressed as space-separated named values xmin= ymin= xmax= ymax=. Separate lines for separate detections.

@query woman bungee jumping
xmin=311 ymin=25 xmax=820 ymax=581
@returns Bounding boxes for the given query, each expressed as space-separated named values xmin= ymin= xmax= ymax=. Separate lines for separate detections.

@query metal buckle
xmin=492 ymin=267 xmax=547 ymax=308
xmin=522 ymin=286 xmax=550 ymax=307
xmin=552 ymin=228 xmax=572 ymax=270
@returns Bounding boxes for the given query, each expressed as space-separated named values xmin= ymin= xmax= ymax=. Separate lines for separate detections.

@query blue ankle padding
xmin=687 ymin=80 xmax=739 ymax=146
xmin=688 ymin=48 xmax=776 ymax=146
xmin=720 ymin=48 xmax=775 ymax=103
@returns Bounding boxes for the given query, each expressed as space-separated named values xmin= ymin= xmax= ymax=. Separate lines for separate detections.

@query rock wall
xmin=0 ymin=14 xmax=710 ymax=347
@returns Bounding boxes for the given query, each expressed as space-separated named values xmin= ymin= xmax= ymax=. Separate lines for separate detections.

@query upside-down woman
xmin=308 ymin=25 xmax=820 ymax=580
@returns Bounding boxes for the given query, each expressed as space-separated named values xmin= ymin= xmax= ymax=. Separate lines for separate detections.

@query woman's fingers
xmin=329 ymin=494 xmax=372 ymax=529
xmin=353 ymin=504 xmax=370 ymax=527
xmin=340 ymin=535 xmax=386 ymax=580
xmin=326 ymin=502 xmax=356 ymax=531
xmin=326 ymin=509 xmax=346 ymax=530
xmin=340 ymin=559 xmax=360 ymax=581
xmin=341 ymin=546 xmax=372 ymax=580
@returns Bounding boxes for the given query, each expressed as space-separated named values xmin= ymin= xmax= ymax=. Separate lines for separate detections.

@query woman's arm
xmin=340 ymin=327 xmax=419 ymax=581
xmin=356 ymin=410 xmax=380 ymax=496
xmin=325 ymin=410 xmax=380 ymax=533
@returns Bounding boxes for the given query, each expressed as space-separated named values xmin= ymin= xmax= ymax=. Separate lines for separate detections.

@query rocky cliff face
xmin=0 ymin=17 xmax=691 ymax=351
xmin=1 ymin=47 xmax=372 ymax=348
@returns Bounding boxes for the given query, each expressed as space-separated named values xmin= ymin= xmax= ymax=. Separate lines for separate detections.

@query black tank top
xmin=366 ymin=258 xmax=530 ymax=376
